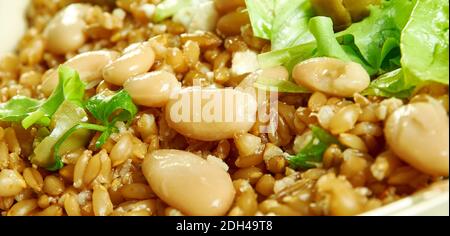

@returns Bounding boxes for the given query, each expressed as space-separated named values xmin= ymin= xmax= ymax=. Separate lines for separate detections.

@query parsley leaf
xmin=85 ymin=90 xmax=138 ymax=148
xmin=287 ymin=125 xmax=340 ymax=169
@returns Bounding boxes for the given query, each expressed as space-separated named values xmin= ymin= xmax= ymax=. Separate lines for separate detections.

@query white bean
xmin=124 ymin=71 xmax=181 ymax=107
xmin=385 ymin=101 xmax=449 ymax=177
xmin=103 ymin=42 xmax=155 ymax=86
xmin=293 ymin=57 xmax=370 ymax=97
xmin=41 ymin=50 xmax=119 ymax=96
xmin=44 ymin=4 xmax=89 ymax=54
xmin=142 ymin=150 xmax=235 ymax=216
xmin=165 ymin=88 xmax=257 ymax=141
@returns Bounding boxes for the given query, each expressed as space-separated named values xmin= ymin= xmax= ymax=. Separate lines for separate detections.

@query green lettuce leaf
xmin=336 ymin=0 xmax=417 ymax=70
xmin=365 ymin=0 xmax=449 ymax=98
xmin=246 ymin=0 xmax=315 ymax=50
xmin=401 ymin=0 xmax=449 ymax=85
xmin=245 ymin=0 xmax=275 ymax=40
xmin=153 ymin=0 xmax=194 ymax=22
xmin=311 ymin=17 xmax=379 ymax=74
xmin=22 ymin=66 xmax=86 ymax=129
xmin=363 ymin=69 xmax=415 ymax=98
xmin=258 ymin=42 xmax=316 ymax=69
xmin=271 ymin=0 xmax=315 ymax=50
xmin=310 ymin=16 xmax=350 ymax=61
xmin=258 ymin=0 xmax=416 ymax=77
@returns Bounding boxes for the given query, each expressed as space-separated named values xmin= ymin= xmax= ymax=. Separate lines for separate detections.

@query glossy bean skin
xmin=41 ymin=50 xmax=120 ymax=96
xmin=44 ymin=4 xmax=89 ymax=54
xmin=124 ymin=71 xmax=181 ymax=107
xmin=385 ymin=101 xmax=449 ymax=177
xmin=293 ymin=57 xmax=370 ymax=97
xmin=165 ymin=88 xmax=258 ymax=141
xmin=103 ymin=42 xmax=155 ymax=86
xmin=142 ymin=150 xmax=235 ymax=216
